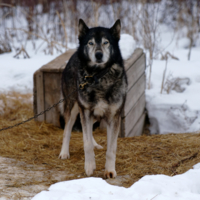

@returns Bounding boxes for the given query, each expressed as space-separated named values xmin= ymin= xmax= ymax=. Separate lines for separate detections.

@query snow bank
xmin=119 ymin=34 xmax=136 ymax=60
xmin=146 ymin=49 xmax=200 ymax=134
xmin=0 ymin=43 xmax=60 ymax=93
xmin=32 ymin=163 xmax=200 ymax=200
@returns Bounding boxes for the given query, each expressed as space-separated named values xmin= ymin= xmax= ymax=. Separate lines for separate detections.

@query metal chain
xmin=0 ymin=66 xmax=106 ymax=132
xmin=0 ymin=90 xmax=77 ymax=132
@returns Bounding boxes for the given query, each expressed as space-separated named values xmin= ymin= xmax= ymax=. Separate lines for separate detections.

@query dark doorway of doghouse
xmin=60 ymin=114 xmax=100 ymax=131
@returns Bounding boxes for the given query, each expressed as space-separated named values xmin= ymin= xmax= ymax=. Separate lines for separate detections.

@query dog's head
xmin=78 ymin=19 xmax=121 ymax=67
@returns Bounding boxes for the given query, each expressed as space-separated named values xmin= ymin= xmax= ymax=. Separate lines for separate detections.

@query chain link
xmin=0 ymin=66 xmax=105 ymax=132
xmin=0 ymin=90 xmax=77 ymax=132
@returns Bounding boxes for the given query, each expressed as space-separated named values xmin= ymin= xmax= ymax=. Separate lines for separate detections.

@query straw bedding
xmin=0 ymin=92 xmax=200 ymax=188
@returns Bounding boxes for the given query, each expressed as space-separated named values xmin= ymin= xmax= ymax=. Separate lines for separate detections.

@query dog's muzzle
xmin=95 ymin=52 xmax=103 ymax=63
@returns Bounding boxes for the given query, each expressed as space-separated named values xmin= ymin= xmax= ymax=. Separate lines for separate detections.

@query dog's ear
xmin=78 ymin=19 xmax=89 ymax=39
xmin=110 ymin=19 xmax=121 ymax=40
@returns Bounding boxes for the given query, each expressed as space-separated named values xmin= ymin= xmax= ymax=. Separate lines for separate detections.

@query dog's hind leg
xmin=59 ymin=102 xmax=79 ymax=159
xmin=104 ymin=114 xmax=121 ymax=179
xmin=92 ymin=119 xmax=103 ymax=149
xmin=92 ymin=136 xmax=103 ymax=149
xmin=80 ymin=109 xmax=96 ymax=176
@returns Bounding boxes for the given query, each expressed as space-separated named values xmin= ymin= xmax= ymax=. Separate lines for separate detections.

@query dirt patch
xmin=0 ymin=92 xmax=200 ymax=198
xmin=0 ymin=156 xmax=78 ymax=199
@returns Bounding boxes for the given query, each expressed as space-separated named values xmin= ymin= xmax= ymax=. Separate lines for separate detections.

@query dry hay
xmin=0 ymin=91 xmax=200 ymax=188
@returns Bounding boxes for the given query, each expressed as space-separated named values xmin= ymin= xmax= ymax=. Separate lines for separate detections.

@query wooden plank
xmin=44 ymin=72 xmax=62 ymax=126
xmin=41 ymin=49 xmax=75 ymax=72
xmin=126 ymin=54 xmax=146 ymax=91
xmin=125 ymin=113 xmax=146 ymax=137
xmin=35 ymin=70 xmax=45 ymax=122
xmin=33 ymin=70 xmax=38 ymax=116
xmin=124 ymin=48 xmax=143 ymax=71
xmin=123 ymin=73 xmax=146 ymax=117
xmin=122 ymin=93 xmax=145 ymax=135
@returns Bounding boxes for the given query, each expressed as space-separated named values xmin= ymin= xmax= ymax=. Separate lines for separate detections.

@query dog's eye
xmin=88 ymin=42 xmax=94 ymax=45
xmin=103 ymin=41 xmax=109 ymax=45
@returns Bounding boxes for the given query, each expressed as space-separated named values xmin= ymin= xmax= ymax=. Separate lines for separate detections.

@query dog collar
xmin=79 ymin=67 xmax=111 ymax=90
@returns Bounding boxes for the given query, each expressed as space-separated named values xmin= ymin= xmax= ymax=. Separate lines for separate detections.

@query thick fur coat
xmin=59 ymin=19 xmax=127 ymax=178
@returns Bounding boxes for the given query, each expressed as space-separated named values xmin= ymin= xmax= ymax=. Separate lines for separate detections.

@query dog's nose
xmin=95 ymin=52 xmax=103 ymax=61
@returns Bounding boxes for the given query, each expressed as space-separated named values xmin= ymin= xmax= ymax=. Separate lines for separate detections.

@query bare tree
xmin=133 ymin=1 xmax=161 ymax=89
xmin=176 ymin=0 xmax=200 ymax=60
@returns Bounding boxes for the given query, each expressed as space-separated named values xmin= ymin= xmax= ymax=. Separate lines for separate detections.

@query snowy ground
xmin=0 ymin=30 xmax=200 ymax=199
xmin=146 ymin=26 xmax=200 ymax=134
xmin=33 ymin=163 xmax=200 ymax=200
xmin=0 ymin=41 xmax=61 ymax=93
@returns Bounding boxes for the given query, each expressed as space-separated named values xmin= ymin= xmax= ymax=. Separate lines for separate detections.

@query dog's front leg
xmin=104 ymin=114 xmax=121 ymax=179
xmin=79 ymin=108 xmax=96 ymax=176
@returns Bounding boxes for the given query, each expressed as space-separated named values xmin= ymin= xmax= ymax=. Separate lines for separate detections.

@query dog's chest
xmin=93 ymin=100 xmax=108 ymax=117
xmin=77 ymin=64 xmax=126 ymax=117
xmin=78 ymin=66 xmax=124 ymax=100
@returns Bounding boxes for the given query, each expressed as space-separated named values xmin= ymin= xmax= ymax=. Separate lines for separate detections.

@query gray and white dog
xmin=59 ymin=19 xmax=127 ymax=178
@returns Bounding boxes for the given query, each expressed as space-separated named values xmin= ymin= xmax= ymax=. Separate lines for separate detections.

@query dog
xmin=59 ymin=19 xmax=127 ymax=179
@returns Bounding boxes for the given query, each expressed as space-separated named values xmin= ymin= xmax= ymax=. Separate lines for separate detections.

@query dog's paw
xmin=94 ymin=144 xmax=103 ymax=150
xmin=104 ymin=170 xmax=117 ymax=179
xmin=59 ymin=152 xmax=70 ymax=159
xmin=85 ymin=161 xmax=96 ymax=176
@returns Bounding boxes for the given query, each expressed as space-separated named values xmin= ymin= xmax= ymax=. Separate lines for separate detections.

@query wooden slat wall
xmin=126 ymin=54 xmax=146 ymax=91
xmin=33 ymin=70 xmax=45 ymax=122
xmin=126 ymin=113 xmax=146 ymax=137
xmin=123 ymin=73 xmax=146 ymax=117
xmin=120 ymin=50 xmax=146 ymax=137
xmin=34 ymin=50 xmax=75 ymax=125
xmin=44 ymin=73 xmax=62 ymax=126
xmin=34 ymin=48 xmax=146 ymax=138
xmin=124 ymin=48 xmax=143 ymax=71
xmin=122 ymin=93 xmax=145 ymax=137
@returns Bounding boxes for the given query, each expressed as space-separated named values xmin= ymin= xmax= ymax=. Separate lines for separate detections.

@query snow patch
xmin=119 ymin=34 xmax=136 ymax=60
xmin=32 ymin=163 xmax=200 ymax=200
xmin=146 ymin=57 xmax=200 ymax=134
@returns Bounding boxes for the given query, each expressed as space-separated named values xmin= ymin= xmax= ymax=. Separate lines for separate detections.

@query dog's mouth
xmin=96 ymin=59 xmax=103 ymax=63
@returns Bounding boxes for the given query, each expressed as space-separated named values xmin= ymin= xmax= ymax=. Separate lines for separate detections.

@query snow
xmin=0 ymin=42 xmax=61 ymax=93
xmin=32 ymin=164 xmax=200 ymax=200
xmin=119 ymin=34 xmax=136 ymax=60
xmin=146 ymin=29 xmax=200 ymax=134
xmin=146 ymin=57 xmax=200 ymax=134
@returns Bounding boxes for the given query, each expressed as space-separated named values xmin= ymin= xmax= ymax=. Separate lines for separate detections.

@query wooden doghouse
xmin=33 ymin=48 xmax=146 ymax=137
